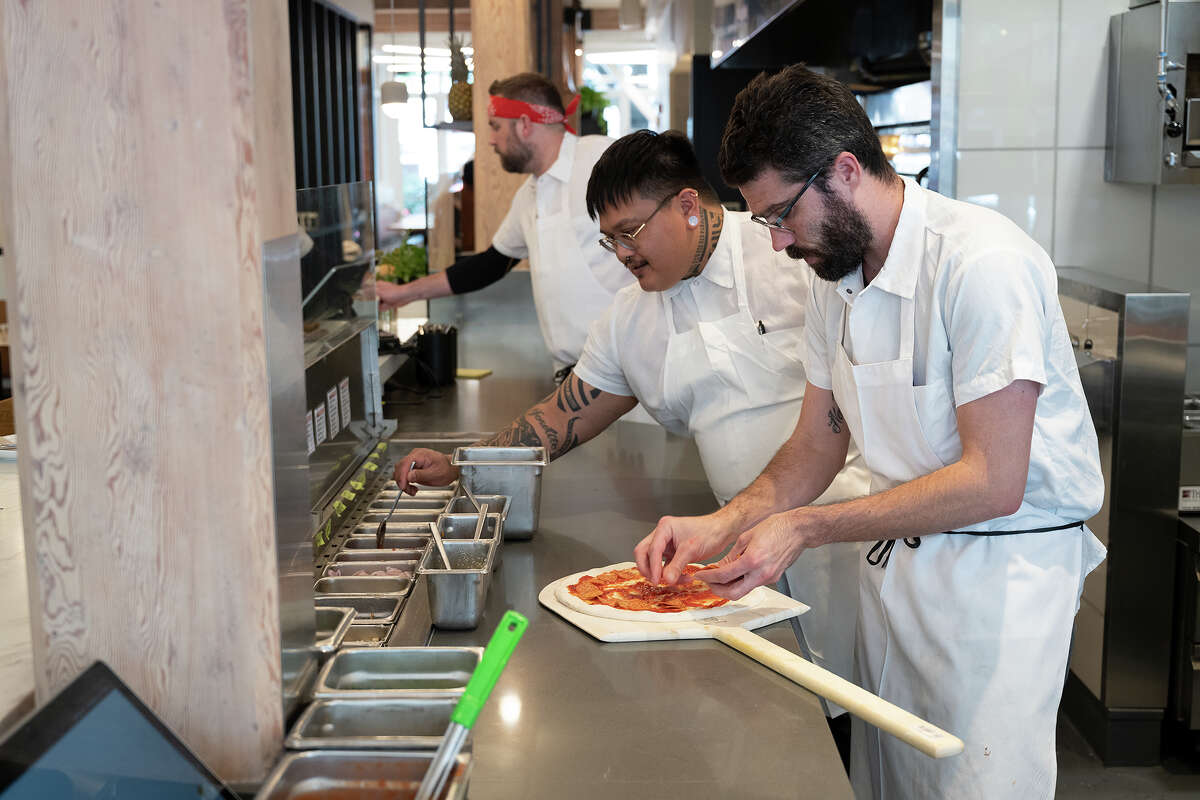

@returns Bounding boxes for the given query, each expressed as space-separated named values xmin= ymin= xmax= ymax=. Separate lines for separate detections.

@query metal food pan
xmin=344 ymin=533 xmax=430 ymax=549
xmin=313 ymin=576 xmax=412 ymax=597
xmin=321 ymin=561 xmax=417 ymax=579
xmin=257 ymin=750 xmax=471 ymax=800
xmin=368 ymin=498 xmax=448 ymax=512
xmin=340 ymin=623 xmax=392 ymax=647
xmin=313 ymin=606 xmax=356 ymax=655
xmin=435 ymin=513 xmax=501 ymax=541
xmin=333 ymin=548 xmax=426 ymax=564
xmin=361 ymin=510 xmax=441 ymax=524
xmin=313 ymin=647 xmax=483 ymax=699
xmin=446 ymin=494 xmax=511 ymax=520
xmin=450 ymin=446 xmax=546 ymax=539
xmin=285 ymin=698 xmax=460 ymax=750
xmin=315 ymin=596 xmax=402 ymax=626
xmin=418 ymin=540 xmax=496 ymax=630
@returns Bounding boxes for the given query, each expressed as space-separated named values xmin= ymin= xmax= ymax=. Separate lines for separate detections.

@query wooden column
xmin=0 ymin=0 xmax=296 ymax=783
xmin=471 ymin=0 xmax=534 ymax=252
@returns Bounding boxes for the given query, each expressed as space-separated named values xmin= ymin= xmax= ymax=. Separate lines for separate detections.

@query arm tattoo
xmin=827 ymin=406 xmax=846 ymax=434
xmin=555 ymin=376 xmax=601 ymax=413
xmin=487 ymin=415 xmax=543 ymax=448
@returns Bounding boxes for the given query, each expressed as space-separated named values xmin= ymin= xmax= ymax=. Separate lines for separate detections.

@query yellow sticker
xmin=351 ymin=475 xmax=365 ymax=490
xmin=375 ymin=442 xmax=387 ymax=453
xmin=365 ymin=461 xmax=379 ymax=472
xmin=333 ymin=500 xmax=347 ymax=515
xmin=342 ymin=489 xmax=356 ymax=502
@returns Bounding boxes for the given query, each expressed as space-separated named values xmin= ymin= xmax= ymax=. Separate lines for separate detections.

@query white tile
xmin=1151 ymin=184 xmax=1200 ymax=344
xmin=956 ymin=149 xmax=1055 ymax=251
xmin=959 ymin=0 xmax=1060 ymax=149
xmin=1053 ymin=148 xmax=1152 ymax=279
xmin=1056 ymin=0 xmax=1130 ymax=148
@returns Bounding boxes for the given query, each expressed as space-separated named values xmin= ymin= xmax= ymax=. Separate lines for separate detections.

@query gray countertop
xmin=381 ymin=276 xmax=852 ymax=798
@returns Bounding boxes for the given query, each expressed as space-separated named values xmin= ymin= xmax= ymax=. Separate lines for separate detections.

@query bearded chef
xmin=376 ymin=72 xmax=634 ymax=385
xmin=396 ymin=130 xmax=869 ymax=723
xmin=636 ymin=65 xmax=1106 ymax=800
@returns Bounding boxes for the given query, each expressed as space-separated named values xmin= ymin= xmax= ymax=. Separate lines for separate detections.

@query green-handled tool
xmin=415 ymin=610 xmax=529 ymax=800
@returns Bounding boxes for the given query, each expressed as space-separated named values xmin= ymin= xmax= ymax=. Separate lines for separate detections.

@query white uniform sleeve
xmin=491 ymin=187 xmax=529 ymax=259
xmin=801 ymin=278 xmax=834 ymax=390
xmin=944 ymin=251 xmax=1051 ymax=407
xmin=572 ymin=303 xmax=635 ymax=398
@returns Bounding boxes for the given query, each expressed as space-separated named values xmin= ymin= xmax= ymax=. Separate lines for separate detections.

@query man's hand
xmin=700 ymin=510 xmax=815 ymax=600
xmin=635 ymin=514 xmax=738 ymax=586
xmin=377 ymin=280 xmax=414 ymax=311
xmin=393 ymin=448 xmax=459 ymax=494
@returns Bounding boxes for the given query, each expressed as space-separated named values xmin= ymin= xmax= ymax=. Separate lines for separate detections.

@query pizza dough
xmin=553 ymin=562 xmax=769 ymax=623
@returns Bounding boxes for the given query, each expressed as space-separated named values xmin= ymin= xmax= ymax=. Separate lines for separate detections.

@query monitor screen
xmin=0 ymin=662 xmax=240 ymax=799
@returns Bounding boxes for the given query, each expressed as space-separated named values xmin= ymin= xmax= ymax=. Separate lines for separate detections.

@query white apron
xmin=833 ymin=293 xmax=1105 ymax=799
xmin=528 ymin=185 xmax=618 ymax=372
xmin=658 ymin=222 xmax=868 ymax=706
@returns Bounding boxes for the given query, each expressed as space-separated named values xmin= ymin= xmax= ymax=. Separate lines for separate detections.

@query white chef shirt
xmin=802 ymin=178 xmax=1104 ymax=528
xmin=573 ymin=211 xmax=811 ymax=433
xmin=491 ymin=134 xmax=635 ymax=337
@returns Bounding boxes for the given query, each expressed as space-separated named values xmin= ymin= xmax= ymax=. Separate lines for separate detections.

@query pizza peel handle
xmin=708 ymin=625 xmax=964 ymax=759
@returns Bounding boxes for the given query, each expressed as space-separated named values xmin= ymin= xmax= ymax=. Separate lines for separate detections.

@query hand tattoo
xmin=827 ymin=406 xmax=846 ymax=434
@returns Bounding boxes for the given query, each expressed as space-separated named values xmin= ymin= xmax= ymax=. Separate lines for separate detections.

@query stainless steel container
xmin=314 ymin=576 xmax=412 ymax=597
xmin=314 ymin=606 xmax=356 ymax=655
xmin=313 ymin=647 xmax=483 ymax=699
xmin=315 ymin=596 xmax=403 ymax=626
xmin=368 ymin=498 xmax=448 ymax=512
xmin=282 ymin=649 xmax=320 ymax=715
xmin=435 ymin=513 xmax=501 ymax=541
xmin=257 ymin=750 xmax=471 ymax=799
xmin=321 ymin=561 xmax=417 ymax=579
xmin=334 ymin=548 xmax=427 ymax=564
xmin=450 ymin=446 xmax=546 ymax=539
xmin=362 ymin=510 xmax=441 ymax=525
xmin=418 ymin=540 xmax=496 ymax=630
xmin=446 ymin=494 xmax=511 ymax=520
xmin=345 ymin=532 xmax=429 ymax=549
xmin=341 ymin=623 xmax=392 ymax=647
xmin=375 ymin=489 xmax=455 ymax=502
xmin=285 ymin=698 xmax=460 ymax=750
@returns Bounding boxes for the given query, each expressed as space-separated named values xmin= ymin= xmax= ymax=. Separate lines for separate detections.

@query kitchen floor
xmin=1056 ymin=714 xmax=1200 ymax=798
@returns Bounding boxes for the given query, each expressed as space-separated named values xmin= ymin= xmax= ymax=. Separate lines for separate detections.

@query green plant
xmin=377 ymin=244 xmax=427 ymax=284
xmin=578 ymin=85 xmax=609 ymax=135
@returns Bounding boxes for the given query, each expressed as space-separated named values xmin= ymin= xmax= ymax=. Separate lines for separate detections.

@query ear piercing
xmin=688 ymin=215 xmax=699 ymax=227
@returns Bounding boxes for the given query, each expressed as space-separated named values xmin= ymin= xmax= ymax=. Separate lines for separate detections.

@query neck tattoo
xmin=683 ymin=206 xmax=723 ymax=280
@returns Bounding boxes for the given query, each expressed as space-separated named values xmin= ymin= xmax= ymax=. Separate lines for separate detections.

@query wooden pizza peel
xmin=540 ymin=563 xmax=964 ymax=760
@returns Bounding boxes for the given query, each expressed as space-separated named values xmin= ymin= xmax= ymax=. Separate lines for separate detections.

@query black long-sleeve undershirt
xmin=444 ymin=246 xmax=522 ymax=294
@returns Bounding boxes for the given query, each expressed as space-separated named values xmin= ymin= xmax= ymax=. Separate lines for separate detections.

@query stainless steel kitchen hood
xmin=711 ymin=0 xmax=933 ymax=90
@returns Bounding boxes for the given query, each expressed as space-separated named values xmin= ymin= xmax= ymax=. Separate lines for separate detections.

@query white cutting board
xmin=538 ymin=562 xmax=809 ymax=642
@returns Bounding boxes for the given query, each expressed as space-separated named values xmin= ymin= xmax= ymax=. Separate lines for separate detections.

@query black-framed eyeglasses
xmin=598 ymin=194 xmax=674 ymax=254
xmin=749 ymin=167 xmax=824 ymax=232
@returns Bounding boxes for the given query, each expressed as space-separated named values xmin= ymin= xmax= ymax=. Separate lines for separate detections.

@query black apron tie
xmin=866 ymin=520 xmax=1084 ymax=567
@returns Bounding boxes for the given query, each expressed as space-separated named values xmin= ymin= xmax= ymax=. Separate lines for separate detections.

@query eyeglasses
xmin=598 ymin=195 xmax=674 ymax=254
xmin=749 ymin=167 xmax=824 ymax=232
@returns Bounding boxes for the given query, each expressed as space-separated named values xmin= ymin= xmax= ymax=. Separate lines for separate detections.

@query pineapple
xmin=447 ymin=36 xmax=472 ymax=121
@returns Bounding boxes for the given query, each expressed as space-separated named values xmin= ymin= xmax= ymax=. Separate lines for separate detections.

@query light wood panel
xmin=0 ymin=0 xmax=294 ymax=783
xmin=471 ymin=0 xmax=534 ymax=251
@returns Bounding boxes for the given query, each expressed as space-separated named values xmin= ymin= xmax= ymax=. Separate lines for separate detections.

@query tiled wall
xmin=956 ymin=0 xmax=1200 ymax=390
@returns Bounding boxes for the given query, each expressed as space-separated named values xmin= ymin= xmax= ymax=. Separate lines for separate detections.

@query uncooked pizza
xmin=567 ymin=564 xmax=728 ymax=613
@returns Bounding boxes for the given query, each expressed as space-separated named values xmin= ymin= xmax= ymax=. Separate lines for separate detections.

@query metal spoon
xmin=376 ymin=490 xmax=402 ymax=549
xmin=428 ymin=521 xmax=452 ymax=570
xmin=472 ymin=503 xmax=489 ymax=540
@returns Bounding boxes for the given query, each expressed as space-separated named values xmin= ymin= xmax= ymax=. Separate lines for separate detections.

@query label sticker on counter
xmin=341 ymin=489 xmax=356 ymax=502
xmin=314 ymin=404 xmax=328 ymax=446
xmin=351 ymin=475 xmax=365 ymax=491
xmin=333 ymin=499 xmax=347 ymax=515
xmin=364 ymin=461 xmax=378 ymax=472
xmin=338 ymin=377 xmax=352 ymax=430
xmin=326 ymin=388 xmax=340 ymax=439
xmin=305 ymin=411 xmax=316 ymax=455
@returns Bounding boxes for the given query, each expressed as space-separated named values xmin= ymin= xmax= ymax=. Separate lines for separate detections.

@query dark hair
xmin=585 ymin=129 xmax=717 ymax=220
xmin=718 ymin=65 xmax=894 ymax=190
xmin=488 ymin=72 xmax=565 ymax=115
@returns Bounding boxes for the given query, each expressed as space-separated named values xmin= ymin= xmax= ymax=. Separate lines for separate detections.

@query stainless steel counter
xmin=380 ymin=277 xmax=853 ymax=798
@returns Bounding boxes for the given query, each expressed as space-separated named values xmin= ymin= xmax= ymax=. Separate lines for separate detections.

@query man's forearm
xmin=475 ymin=376 xmax=629 ymax=461
xmin=397 ymin=271 xmax=452 ymax=302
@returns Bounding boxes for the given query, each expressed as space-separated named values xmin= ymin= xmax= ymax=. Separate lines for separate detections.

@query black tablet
xmin=0 ymin=661 xmax=240 ymax=799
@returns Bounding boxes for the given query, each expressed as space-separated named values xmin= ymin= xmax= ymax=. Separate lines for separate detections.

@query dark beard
xmin=784 ymin=188 xmax=873 ymax=283
xmin=498 ymin=139 xmax=535 ymax=173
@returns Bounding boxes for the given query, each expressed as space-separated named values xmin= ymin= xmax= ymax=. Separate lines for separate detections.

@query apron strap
xmin=865 ymin=521 xmax=1085 ymax=567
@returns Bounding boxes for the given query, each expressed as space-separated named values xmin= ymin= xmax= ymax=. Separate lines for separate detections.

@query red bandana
xmin=488 ymin=93 xmax=580 ymax=135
